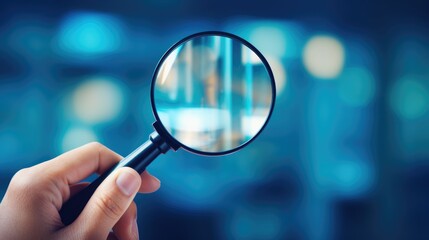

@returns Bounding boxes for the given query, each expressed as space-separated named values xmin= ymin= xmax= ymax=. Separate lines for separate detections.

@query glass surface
xmin=153 ymin=34 xmax=274 ymax=153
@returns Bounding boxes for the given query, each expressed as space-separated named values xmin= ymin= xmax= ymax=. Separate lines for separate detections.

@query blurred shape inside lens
xmin=153 ymin=34 xmax=274 ymax=153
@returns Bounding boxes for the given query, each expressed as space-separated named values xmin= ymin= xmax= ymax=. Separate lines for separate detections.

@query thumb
xmin=71 ymin=167 xmax=141 ymax=239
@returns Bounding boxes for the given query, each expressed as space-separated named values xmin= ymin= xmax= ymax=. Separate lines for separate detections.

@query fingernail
xmin=132 ymin=218 xmax=139 ymax=240
xmin=116 ymin=171 xmax=140 ymax=196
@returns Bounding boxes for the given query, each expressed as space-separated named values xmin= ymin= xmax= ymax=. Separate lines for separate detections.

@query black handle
xmin=59 ymin=131 xmax=171 ymax=225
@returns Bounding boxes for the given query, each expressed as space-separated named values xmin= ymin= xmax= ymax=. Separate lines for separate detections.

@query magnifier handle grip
xmin=59 ymin=169 xmax=111 ymax=225
xmin=59 ymin=131 xmax=170 ymax=225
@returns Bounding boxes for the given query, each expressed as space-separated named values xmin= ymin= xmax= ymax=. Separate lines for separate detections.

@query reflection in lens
xmin=154 ymin=34 xmax=274 ymax=153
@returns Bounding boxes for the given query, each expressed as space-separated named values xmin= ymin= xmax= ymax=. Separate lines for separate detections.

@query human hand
xmin=0 ymin=142 xmax=160 ymax=240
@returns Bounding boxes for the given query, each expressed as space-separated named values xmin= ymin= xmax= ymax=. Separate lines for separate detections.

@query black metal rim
xmin=150 ymin=30 xmax=276 ymax=156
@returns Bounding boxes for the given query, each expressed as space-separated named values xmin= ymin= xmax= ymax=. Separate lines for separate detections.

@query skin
xmin=0 ymin=142 xmax=161 ymax=240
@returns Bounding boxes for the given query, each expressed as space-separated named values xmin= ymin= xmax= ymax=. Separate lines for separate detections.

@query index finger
xmin=36 ymin=142 xmax=122 ymax=185
xmin=33 ymin=142 xmax=160 ymax=195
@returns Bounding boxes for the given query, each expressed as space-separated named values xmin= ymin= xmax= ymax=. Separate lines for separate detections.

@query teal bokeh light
xmin=226 ymin=20 xmax=302 ymax=59
xmin=390 ymin=76 xmax=429 ymax=119
xmin=56 ymin=12 xmax=123 ymax=55
xmin=338 ymin=67 xmax=376 ymax=107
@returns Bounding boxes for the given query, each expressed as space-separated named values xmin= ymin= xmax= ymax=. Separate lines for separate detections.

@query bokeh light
xmin=390 ymin=76 xmax=429 ymax=119
xmin=56 ymin=11 xmax=124 ymax=56
xmin=248 ymin=26 xmax=287 ymax=58
xmin=303 ymin=35 xmax=345 ymax=79
xmin=72 ymin=76 xmax=126 ymax=124
xmin=332 ymin=158 xmax=373 ymax=196
xmin=266 ymin=57 xmax=287 ymax=95
xmin=338 ymin=67 xmax=376 ymax=107
xmin=61 ymin=126 xmax=98 ymax=152
xmin=226 ymin=20 xmax=302 ymax=59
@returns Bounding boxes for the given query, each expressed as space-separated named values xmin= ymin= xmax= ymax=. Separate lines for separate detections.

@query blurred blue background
xmin=1 ymin=0 xmax=429 ymax=239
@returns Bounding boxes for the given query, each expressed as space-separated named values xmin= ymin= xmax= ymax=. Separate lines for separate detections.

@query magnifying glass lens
xmin=153 ymin=34 xmax=274 ymax=154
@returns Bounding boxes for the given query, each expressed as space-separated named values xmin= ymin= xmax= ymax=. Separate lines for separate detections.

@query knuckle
xmin=95 ymin=193 xmax=124 ymax=220
xmin=5 ymin=168 xmax=42 ymax=205
xmin=87 ymin=141 xmax=104 ymax=150
xmin=7 ymin=167 xmax=52 ymax=204
xmin=9 ymin=168 xmax=34 ymax=192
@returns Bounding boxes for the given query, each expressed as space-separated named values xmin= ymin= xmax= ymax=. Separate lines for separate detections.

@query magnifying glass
xmin=60 ymin=31 xmax=276 ymax=225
